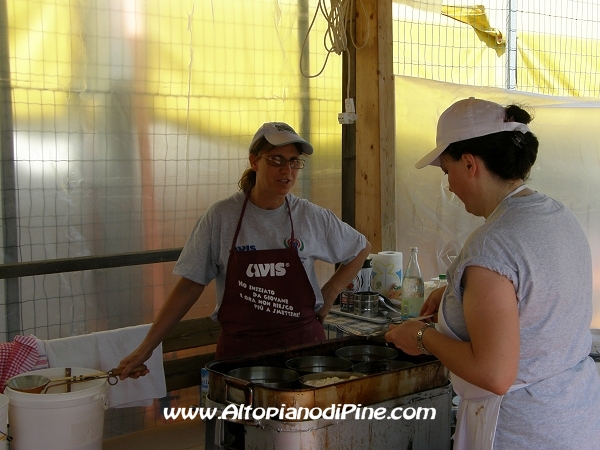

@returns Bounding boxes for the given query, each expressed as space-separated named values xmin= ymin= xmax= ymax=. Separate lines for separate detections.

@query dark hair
xmin=443 ymin=105 xmax=539 ymax=181
xmin=238 ymin=137 xmax=303 ymax=192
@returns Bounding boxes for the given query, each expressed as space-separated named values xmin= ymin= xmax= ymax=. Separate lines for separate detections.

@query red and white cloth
xmin=0 ymin=335 xmax=40 ymax=393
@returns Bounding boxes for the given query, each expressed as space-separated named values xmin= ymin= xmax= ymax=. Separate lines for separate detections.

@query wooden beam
xmin=162 ymin=317 xmax=221 ymax=353
xmin=354 ymin=0 xmax=396 ymax=252
xmin=0 ymin=248 xmax=182 ymax=279
xmin=164 ymin=353 xmax=215 ymax=392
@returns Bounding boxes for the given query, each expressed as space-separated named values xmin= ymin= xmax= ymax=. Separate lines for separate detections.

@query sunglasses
xmin=260 ymin=155 xmax=306 ymax=169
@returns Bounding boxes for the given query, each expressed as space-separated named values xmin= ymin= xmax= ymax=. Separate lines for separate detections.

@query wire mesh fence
xmin=393 ymin=0 xmax=600 ymax=97
xmin=2 ymin=0 xmax=600 ymax=438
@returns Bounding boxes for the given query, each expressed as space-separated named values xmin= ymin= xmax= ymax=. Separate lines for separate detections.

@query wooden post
xmin=354 ymin=0 xmax=396 ymax=253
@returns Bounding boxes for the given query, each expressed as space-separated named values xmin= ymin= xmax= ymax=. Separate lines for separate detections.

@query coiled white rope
xmin=300 ymin=0 xmax=370 ymax=97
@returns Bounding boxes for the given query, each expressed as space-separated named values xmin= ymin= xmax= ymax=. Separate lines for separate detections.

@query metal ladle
xmin=6 ymin=365 xmax=147 ymax=394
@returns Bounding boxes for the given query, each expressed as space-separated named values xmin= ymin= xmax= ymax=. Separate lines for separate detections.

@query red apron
xmin=215 ymin=194 xmax=326 ymax=359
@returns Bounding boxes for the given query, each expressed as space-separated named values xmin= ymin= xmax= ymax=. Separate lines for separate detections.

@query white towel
xmin=44 ymin=333 xmax=100 ymax=369
xmin=95 ymin=324 xmax=166 ymax=408
xmin=31 ymin=338 xmax=49 ymax=370
xmin=43 ymin=324 xmax=166 ymax=409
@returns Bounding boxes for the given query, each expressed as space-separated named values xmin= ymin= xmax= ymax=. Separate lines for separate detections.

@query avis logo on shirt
xmin=235 ymin=245 xmax=256 ymax=251
xmin=246 ymin=262 xmax=287 ymax=277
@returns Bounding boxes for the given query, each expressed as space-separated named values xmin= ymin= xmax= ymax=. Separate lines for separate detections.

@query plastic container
xmin=200 ymin=367 xmax=209 ymax=407
xmin=437 ymin=274 xmax=448 ymax=288
xmin=0 ymin=393 xmax=8 ymax=446
xmin=4 ymin=367 xmax=108 ymax=450
xmin=341 ymin=257 xmax=373 ymax=311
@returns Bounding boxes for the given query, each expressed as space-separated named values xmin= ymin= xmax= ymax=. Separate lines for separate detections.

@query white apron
xmin=438 ymin=183 xmax=530 ymax=450
xmin=438 ymin=305 xmax=530 ymax=450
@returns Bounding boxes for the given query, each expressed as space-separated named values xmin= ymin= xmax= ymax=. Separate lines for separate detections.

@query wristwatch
xmin=416 ymin=322 xmax=435 ymax=355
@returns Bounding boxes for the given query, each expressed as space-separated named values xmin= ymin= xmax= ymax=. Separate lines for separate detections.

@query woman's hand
xmin=385 ymin=321 xmax=434 ymax=356
xmin=420 ymin=286 xmax=446 ymax=322
xmin=318 ymin=241 xmax=373 ymax=324
xmin=116 ymin=346 xmax=152 ymax=380
xmin=316 ymin=305 xmax=330 ymax=324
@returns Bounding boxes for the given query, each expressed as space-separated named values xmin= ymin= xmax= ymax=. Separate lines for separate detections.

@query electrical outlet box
xmin=338 ymin=112 xmax=357 ymax=124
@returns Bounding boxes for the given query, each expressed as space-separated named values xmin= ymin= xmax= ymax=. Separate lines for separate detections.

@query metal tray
xmin=206 ymin=336 xmax=448 ymax=413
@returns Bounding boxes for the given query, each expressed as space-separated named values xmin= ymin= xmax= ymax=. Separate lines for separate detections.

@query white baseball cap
xmin=415 ymin=97 xmax=531 ymax=169
xmin=249 ymin=122 xmax=313 ymax=155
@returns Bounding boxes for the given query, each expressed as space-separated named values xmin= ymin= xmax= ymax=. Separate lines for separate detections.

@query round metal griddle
xmin=335 ymin=344 xmax=398 ymax=362
xmin=285 ymin=356 xmax=353 ymax=374
xmin=352 ymin=360 xmax=415 ymax=375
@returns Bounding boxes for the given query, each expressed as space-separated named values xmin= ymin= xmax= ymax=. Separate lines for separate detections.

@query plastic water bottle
xmin=437 ymin=273 xmax=447 ymax=288
xmin=200 ymin=367 xmax=209 ymax=407
xmin=401 ymin=247 xmax=424 ymax=319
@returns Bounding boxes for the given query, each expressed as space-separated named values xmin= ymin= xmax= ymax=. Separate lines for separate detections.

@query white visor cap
xmin=249 ymin=122 xmax=313 ymax=155
xmin=415 ymin=97 xmax=531 ymax=169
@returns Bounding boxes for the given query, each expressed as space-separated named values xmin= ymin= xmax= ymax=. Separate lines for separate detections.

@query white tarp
xmin=395 ymin=75 xmax=600 ymax=328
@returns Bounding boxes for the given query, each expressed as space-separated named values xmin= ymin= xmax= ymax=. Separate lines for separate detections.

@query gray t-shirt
xmin=174 ymin=191 xmax=367 ymax=320
xmin=443 ymin=192 xmax=600 ymax=449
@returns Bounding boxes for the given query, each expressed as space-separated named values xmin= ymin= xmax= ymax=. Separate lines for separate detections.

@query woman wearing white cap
xmin=385 ymin=98 xmax=600 ymax=449
xmin=118 ymin=122 xmax=371 ymax=370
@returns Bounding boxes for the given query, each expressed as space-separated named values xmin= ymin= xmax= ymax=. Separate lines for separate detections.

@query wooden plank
xmin=162 ymin=317 xmax=221 ymax=353
xmin=377 ymin=0 xmax=397 ymax=251
xmin=354 ymin=0 xmax=396 ymax=252
xmin=0 ymin=248 xmax=182 ymax=279
xmin=355 ymin=0 xmax=381 ymax=250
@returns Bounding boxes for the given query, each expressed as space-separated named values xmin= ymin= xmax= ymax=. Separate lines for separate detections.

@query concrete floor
xmin=103 ymin=420 xmax=205 ymax=450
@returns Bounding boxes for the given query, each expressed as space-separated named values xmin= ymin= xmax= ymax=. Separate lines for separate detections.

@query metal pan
xmin=285 ymin=356 xmax=353 ymax=374
xmin=227 ymin=366 xmax=299 ymax=388
xmin=352 ymin=360 xmax=415 ymax=375
xmin=352 ymin=291 xmax=380 ymax=318
xmin=226 ymin=366 xmax=299 ymax=404
xmin=335 ymin=344 xmax=398 ymax=362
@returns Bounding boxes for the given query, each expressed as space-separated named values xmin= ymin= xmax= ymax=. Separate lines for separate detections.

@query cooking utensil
xmin=285 ymin=355 xmax=353 ymax=374
xmin=378 ymin=294 xmax=403 ymax=315
xmin=352 ymin=291 xmax=380 ymax=318
xmin=299 ymin=371 xmax=365 ymax=388
xmin=335 ymin=344 xmax=398 ymax=362
xmin=408 ymin=314 xmax=435 ymax=321
xmin=6 ymin=365 xmax=147 ymax=394
xmin=351 ymin=360 xmax=415 ymax=374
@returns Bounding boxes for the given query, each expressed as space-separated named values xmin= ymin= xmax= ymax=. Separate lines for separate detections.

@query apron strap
xmin=230 ymin=193 xmax=251 ymax=252
xmin=230 ymin=193 xmax=294 ymax=252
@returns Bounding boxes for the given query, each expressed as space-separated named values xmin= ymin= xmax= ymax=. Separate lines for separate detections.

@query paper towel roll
xmin=370 ymin=251 xmax=403 ymax=295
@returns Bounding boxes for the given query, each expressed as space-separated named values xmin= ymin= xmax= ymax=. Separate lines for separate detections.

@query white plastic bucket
xmin=0 ymin=393 xmax=9 ymax=448
xmin=4 ymin=368 xmax=108 ymax=450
